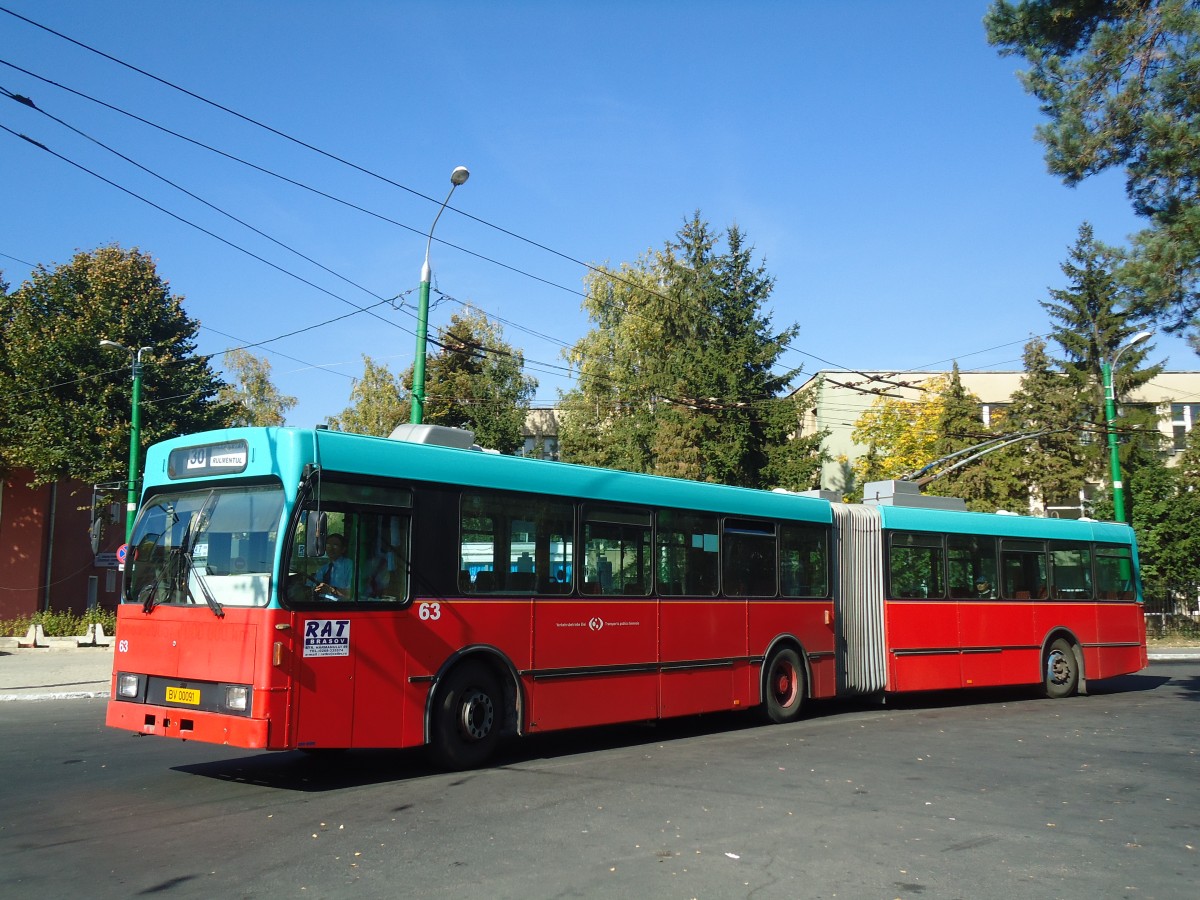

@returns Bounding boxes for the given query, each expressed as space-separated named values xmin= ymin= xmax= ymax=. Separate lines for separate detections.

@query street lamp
xmin=410 ymin=165 xmax=470 ymax=425
xmin=101 ymin=339 xmax=153 ymax=543
xmin=1102 ymin=330 xmax=1153 ymax=523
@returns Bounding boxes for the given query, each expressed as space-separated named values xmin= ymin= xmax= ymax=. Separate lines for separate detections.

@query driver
xmin=312 ymin=533 xmax=353 ymax=600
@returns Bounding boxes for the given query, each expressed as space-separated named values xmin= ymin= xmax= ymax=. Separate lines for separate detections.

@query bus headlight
xmin=117 ymin=673 xmax=142 ymax=699
xmin=224 ymin=685 xmax=250 ymax=712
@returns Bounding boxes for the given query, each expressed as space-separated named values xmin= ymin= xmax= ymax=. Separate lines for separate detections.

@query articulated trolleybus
xmin=106 ymin=425 xmax=1147 ymax=768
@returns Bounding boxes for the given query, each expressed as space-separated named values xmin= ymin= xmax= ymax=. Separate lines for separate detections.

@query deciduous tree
xmin=0 ymin=246 xmax=226 ymax=485
xmin=217 ymin=349 xmax=297 ymax=427
xmin=326 ymin=355 xmax=407 ymax=437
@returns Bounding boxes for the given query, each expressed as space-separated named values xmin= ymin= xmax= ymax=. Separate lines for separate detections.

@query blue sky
xmin=1 ymin=1 xmax=1191 ymax=429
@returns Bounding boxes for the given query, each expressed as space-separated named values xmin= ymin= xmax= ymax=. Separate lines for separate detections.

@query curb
xmin=0 ymin=690 xmax=111 ymax=702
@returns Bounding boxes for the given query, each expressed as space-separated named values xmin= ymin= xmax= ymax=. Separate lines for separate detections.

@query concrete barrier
xmin=17 ymin=624 xmax=46 ymax=648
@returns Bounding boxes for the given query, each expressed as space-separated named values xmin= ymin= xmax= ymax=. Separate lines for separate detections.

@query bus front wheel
xmin=1043 ymin=638 xmax=1079 ymax=699
xmin=430 ymin=660 xmax=503 ymax=770
xmin=762 ymin=647 xmax=806 ymax=724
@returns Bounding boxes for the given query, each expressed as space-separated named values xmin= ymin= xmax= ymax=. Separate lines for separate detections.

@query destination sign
xmin=168 ymin=440 xmax=250 ymax=479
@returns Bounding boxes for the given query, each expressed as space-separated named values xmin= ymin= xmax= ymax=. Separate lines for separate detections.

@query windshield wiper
xmin=181 ymin=491 xmax=224 ymax=618
xmin=187 ymin=556 xmax=224 ymax=618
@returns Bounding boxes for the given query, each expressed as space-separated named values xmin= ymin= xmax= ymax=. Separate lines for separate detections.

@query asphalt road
xmin=0 ymin=662 xmax=1196 ymax=900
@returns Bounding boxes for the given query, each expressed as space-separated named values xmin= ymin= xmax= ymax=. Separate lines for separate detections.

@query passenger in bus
xmin=313 ymin=533 xmax=353 ymax=600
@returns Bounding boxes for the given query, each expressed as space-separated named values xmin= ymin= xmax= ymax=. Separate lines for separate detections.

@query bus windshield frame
xmin=125 ymin=481 xmax=286 ymax=611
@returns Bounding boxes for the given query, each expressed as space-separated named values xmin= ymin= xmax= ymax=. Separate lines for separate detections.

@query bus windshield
xmin=126 ymin=484 xmax=285 ymax=610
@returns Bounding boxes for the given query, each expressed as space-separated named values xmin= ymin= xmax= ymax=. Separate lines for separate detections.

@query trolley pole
xmin=1102 ymin=330 xmax=1153 ymax=524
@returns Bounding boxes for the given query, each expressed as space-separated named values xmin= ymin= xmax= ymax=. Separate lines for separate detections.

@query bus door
xmin=286 ymin=485 xmax=414 ymax=749
xmin=531 ymin=505 xmax=658 ymax=731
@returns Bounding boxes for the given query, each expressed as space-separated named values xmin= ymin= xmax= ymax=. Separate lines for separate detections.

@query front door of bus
xmin=292 ymin=614 xmax=355 ymax=748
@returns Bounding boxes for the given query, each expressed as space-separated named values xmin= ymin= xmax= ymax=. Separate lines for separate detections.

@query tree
xmin=850 ymin=374 xmax=963 ymax=485
xmin=217 ymin=349 xmax=297 ymax=427
xmin=1040 ymin=223 xmax=1164 ymax=504
xmin=850 ymin=368 xmax=1003 ymax=511
xmin=421 ymin=309 xmax=537 ymax=454
xmin=995 ymin=337 xmax=1092 ymax=511
xmin=559 ymin=214 xmax=824 ymax=490
xmin=1128 ymin=429 xmax=1200 ymax=605
xmin=0 ymin=246 xmax=227 ymax=486
xmin=326 ymin=355 xmax=407 ymax=436
xmin=986 ymin=1 xmax=1200 ymax=330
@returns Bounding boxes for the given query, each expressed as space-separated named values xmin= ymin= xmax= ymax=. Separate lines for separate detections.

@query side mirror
xmin=89 ymin=516 xmax=104 ymax=555
xmin=306 ymin=511 xmax=328 ymax=558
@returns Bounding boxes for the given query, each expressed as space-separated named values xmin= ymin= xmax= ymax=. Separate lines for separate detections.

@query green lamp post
xmin=410 ymin=165 xmax=470 ymax=425
xmin=1102 ymin=330 xmax=1152 ymax=523
xmin=101 ymin=339 xmax=153 ymax=543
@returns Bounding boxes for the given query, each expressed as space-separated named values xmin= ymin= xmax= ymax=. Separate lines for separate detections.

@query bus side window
xmin=583 ymin=506 xmax=651 ymax=596
xmin=656 ymin=510 xmax=718 ymax=597
xmin=888 ymin=532 xmax=945 ymax=599
xmin=948 ymin=534 xmax=997 ymax=600
xmin=780 ymin=524 xmax=829 ymax=598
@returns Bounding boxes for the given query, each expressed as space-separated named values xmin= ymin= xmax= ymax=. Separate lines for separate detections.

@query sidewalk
xmin=0 ymin=644 xmax=115 ymax=701
xmin=1 ymin=641 xmax=1196 ymax=702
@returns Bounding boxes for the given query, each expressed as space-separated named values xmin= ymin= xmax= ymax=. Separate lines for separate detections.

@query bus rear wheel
xmin=430 ymin=660 xmax=503 ymax=770
xmin=762 ymin=647 xmax=806 ymax=724
xmin=1043 ymin=638 xmax=1079 ymax=699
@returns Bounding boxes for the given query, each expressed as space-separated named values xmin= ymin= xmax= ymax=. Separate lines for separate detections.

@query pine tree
xmin=1041 ymin=224 xmax=1163 ymax=504
xmin=420 ymin=309 xmax=537 ymax=454
xmin=997 ymin=337 xmax=1091 ymax=512
xmin=559 ymin=214 xmax=824 ymax=489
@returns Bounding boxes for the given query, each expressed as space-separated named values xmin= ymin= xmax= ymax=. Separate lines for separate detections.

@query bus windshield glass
xmin=126 ymin=484 xmax=285 ymax=609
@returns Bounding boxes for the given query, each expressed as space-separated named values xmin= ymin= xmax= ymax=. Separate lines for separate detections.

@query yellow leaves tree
xmin=851 ymin=375 xmax=958 ymax=485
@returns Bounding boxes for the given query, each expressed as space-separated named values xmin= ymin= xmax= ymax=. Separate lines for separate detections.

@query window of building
xmin=1172 ymin=403 xmax=1200 ymax=452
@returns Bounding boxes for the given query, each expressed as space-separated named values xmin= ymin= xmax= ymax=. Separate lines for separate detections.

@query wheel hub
xmin=459 ymin=688 xmax=495 ymax=740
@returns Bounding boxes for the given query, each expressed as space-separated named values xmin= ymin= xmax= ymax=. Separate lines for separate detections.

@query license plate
xmin=165 ymin=686 xmax=201 ymax=705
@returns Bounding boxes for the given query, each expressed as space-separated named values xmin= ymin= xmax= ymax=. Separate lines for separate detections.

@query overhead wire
xmin=0 ymin=10 xmax=1090 ymax=410
xmin=0 ymin=13 xmax=893 ymax=392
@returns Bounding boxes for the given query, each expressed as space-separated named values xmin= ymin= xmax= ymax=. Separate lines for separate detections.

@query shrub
xmin=0 ymin=606 xmax=117 ymax=637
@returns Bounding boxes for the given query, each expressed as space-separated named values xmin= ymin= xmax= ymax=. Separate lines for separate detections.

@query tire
xmin=1043 ymin=638 xmax=1079 ymax=699
xmin=762 ymin=647 xmax=806 ymax=724
xmin=430 ymin=660 xmax=503 ymax=770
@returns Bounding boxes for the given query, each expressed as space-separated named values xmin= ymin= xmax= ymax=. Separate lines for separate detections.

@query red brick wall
xmin=0 ymin=473 xmax=121 ymax=620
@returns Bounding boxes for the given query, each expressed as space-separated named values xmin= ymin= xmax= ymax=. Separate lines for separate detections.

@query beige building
xmin=795 ymin=370 xmax=1200 ymax=511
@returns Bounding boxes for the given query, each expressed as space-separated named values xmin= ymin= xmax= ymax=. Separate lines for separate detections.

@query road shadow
xmin=172 ymin=671 xmax=1179 ymax=792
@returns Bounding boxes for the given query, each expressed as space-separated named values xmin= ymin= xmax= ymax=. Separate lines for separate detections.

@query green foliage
xmin=1128 ymin=429 xmax=1200 ymax=625
xmin=422 ymin=309 xmax=537 ymax=454
xmin=0 ymin=246 xmax=228 ymax=485
xmin=0 ymin=606 xmax=116 ymax=638
xmin=326 ymin=355 xmax=408 ymax=436
xmin=218 ymin=349 xmax=297 ymax=427
xmin=986 ymin=1 xmax=1200 ymax=330
xmin=559 ymin=213 xmax=825 ymax=490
